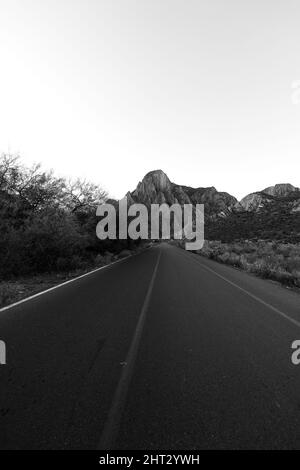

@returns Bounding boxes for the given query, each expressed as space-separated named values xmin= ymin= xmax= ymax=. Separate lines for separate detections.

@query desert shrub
xmin=0 ymin=283 xmax=19 ymax=308
xmin=94 ymin=254 xmax=105 ymax=266
xmin=199 ymin=240 xmax=300 ymax=288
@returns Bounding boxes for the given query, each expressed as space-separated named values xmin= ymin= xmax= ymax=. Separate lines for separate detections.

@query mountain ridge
xmin=123 ymin=170 xmax=300 ymax=243
xmin=125 ymin=169 xmax=299 ymax=216
xmin=126 ymin=169 xmax=238 ymax=219
xmin=237 ymin=183 xmax=300 ymax=212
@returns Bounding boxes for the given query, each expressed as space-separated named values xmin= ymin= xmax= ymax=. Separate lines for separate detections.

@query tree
xmin=0 ymin=154 xmax=109 ymax=277
xmin=62 ymin=178 xmax=108 ymax=213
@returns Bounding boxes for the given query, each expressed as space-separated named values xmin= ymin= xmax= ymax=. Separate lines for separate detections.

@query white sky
xmin=0 ymin=0 xmax=299 ymax=200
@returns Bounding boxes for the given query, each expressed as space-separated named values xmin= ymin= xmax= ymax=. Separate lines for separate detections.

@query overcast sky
xmin=0 ymin=0 xmax=299 ymax=200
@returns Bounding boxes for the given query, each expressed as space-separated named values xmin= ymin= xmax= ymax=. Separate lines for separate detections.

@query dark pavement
xmin=0 ymin=243 xmax=300 ymax=449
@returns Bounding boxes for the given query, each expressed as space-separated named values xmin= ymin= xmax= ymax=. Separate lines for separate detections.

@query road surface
xmin=0 ymin=243 xmax=300 ymax=449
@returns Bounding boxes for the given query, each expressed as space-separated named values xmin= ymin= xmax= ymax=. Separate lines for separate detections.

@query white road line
xmin=98 ymin=251 xmax=161 ymax=450
xmin=0 ymin=254 xmax=135 ymax=313
xmin=185 ymin=251 xmax=300 ymax=329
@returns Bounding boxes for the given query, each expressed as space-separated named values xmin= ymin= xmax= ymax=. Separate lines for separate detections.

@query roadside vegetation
xmin=0 ymin=154 xmax=141 ymax=308
xmin=0 ymin=245 xmax=147 ymax=309
xmin=199 ymin=240 xmax=300 ymax=288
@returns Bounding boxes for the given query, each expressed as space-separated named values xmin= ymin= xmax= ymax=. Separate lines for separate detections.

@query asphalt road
xmin=0 ymin=243 xmax=300 ymax=449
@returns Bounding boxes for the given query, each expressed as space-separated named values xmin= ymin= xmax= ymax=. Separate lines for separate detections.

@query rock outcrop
xmin=238 ymin=183 xmax=300 ymax=212
xmin=127 ymin=170 xmax=237 ymax=219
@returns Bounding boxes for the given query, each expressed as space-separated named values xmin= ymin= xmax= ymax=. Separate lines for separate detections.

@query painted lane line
xmin=98 ymin=251 xmax=161 ymax=450
xmin=184 ymin=250 xmax=300 ymax=329
xmin=0 ymin=254 xmax=138 ymax=314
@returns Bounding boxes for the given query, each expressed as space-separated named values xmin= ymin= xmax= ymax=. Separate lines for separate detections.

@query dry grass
xmin=199 ymin=240 xmax=300 ymax=288
xmin=0 ymin=274 xmax=78 ymax=309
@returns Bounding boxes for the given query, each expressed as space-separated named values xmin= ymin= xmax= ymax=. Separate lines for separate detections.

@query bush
xmin=0 ymin=283 xmax=19 ymax=308
xmin=199 ymin=240 xmax=300 ymax=288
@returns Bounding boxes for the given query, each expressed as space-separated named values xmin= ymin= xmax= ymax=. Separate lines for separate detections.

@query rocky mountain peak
xmin=262 ymin=183 xmax=297 ymax=197
xmin=141 ymin=170 xmax=171 ymax=191
xmin=124 ymin=171 xmax=299 ymax=221
xmin=127 ymin=170 xmax=238 ymax=218
xmin=130 ymin=169 xmax=173 ymax=206
xmin=238 ymin=183 xmax=300 ymax=212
